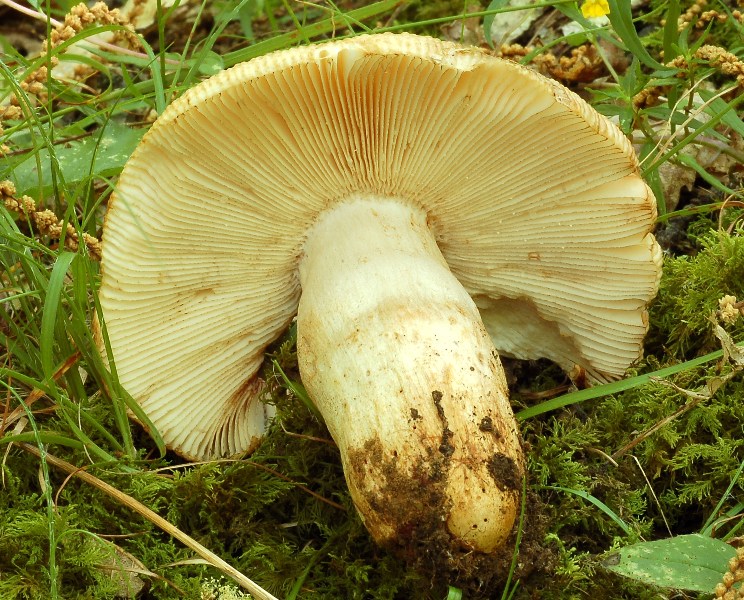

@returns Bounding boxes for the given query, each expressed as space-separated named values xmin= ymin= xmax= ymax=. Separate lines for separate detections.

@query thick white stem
xmin=297 ymin=197 xmax=524 ymax=556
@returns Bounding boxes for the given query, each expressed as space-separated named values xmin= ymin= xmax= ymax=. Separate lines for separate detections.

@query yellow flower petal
xmin=581 ymin=0 xmax=610 ymax=18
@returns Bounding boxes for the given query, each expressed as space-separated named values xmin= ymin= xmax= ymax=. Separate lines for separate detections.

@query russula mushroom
xmin=97 ymin=33 xmax=662 ymax=567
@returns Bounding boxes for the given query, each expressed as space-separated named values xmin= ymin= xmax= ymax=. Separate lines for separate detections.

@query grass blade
xmin=516 ymin=340 xmax=744 ymax=421
xmin=223 ymin=0 xmax=400 ymax=66
xmin=40 ymin=250 xmax=76 ymax=379
xmin=606 ymin=0 xmax=666 ymax=71
xmin=18 ymin=443 xmax=280 ymax=600
xmin=544 ymin=485 xmax=631 ymax=535
xmin=0 ymin=431 xmax=85 ymax=449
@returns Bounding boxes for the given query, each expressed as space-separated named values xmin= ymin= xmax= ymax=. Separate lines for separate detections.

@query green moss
xmin=2 ymin=174 xmax=742 ymax=599
xmin=647 ymin=226 xmax=744 ymax=359
xmin=512 ymin=226 xmax=744 ymax=599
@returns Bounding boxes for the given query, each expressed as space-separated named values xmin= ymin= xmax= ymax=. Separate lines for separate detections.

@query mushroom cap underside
xmin=97 ymin=32 xmax=662 ymax=458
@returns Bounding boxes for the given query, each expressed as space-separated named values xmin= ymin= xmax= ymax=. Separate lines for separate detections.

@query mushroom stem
xmin=297 ymin=197 xmax=525 ymax=557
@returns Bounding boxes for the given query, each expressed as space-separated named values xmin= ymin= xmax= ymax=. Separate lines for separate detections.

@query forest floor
xmin=1 ymin=1 xmax=744 ymax=599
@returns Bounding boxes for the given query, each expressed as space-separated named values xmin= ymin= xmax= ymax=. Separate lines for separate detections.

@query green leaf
xmin=662 ymin=1 xmax=681 ymax=66
xmin=137 ymin=37 xmax=168 ymax=116
xmin=516 ymin=340 xmax=744 ymax=420
xmin=237 ymin=0 xmax=264 ymax=41
xmin=223 ymin=0 xmax=400 ymax=66
xmin=677 ymin=153 xmax=738 ymax=196
xmin=702 ymin=456 xmax=744 ymax=536
xmin=602 ymin=534 xmax=736 ymax=592
xmin=0 ymin=431 xmax=85 ymax=449
xmin=483 ymin=0 xmax=512 ymax=47
xmin=40 ymin=251 xmax=76 ymax=379
xmin=642 ymin=91 xmax=744 ymax=175
xmin=197 ymin=50 xmax=225 ymax=76
xmin=697 ymin=89 xmax=744 ymax=138
xmin=272 ymin=359 xmax=322 ymax=421
xmin=606 ymin=0 xmax=665 ymax=70
xmin=6 ymin=122 xmax=144 ymax=196
xmin=445 ymin=586 xmax=463 ymax=600
xmin=644 ymin=161 xmax=666 ymax=216
xmin=544 ymin=486 xmax=631 ymax=535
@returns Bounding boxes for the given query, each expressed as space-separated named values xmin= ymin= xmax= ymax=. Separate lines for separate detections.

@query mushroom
xmin=96 ymin=33 xmax=662 ymax=566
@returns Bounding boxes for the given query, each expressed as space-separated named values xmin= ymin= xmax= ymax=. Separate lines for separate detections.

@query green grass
xmin=2 ymin=0 xmax=744 ymax=598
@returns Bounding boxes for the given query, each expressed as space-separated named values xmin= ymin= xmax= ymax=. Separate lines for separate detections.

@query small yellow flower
xmin=581 ymin=0 xmax=610 ymax=18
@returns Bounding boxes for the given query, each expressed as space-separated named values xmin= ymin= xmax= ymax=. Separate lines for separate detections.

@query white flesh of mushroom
xmin=297 ymin=196 xmax=524 ymax=552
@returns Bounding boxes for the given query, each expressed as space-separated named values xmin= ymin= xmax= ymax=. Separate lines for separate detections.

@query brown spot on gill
xmin=568 ymin=364 xmax=589 ymax=389
xmin=226 ymin=376 xmax=263 ymax=412
xmin=192 ymin=287 xmax=215 ymax=297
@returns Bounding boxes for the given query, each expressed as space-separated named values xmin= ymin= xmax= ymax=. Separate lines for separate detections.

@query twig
xmin=280 ymin=423 xmax=336 ymax=447
xmin=611 ymin=392 xmax=706 ymax=460
xmin=0 ymin=0 xmax=180 ymax=65
xmin=17 ymin=443 xmax=279 ymax=600
xmin=0 ymin=0 xmax=60 ymax=25
xmin=248 ymin=460 xmax=346 ymax=511
xmin=150 ymin=455 xmax=345 ymax=510
xmin=0 ymin=351 xmax=81 ymax=436
xmin=630 ymin=454 xmax=672 ymax=537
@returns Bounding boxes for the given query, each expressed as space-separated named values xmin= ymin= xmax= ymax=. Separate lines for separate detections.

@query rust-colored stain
xmin=226 ymin=376 xmax=263 ymax=411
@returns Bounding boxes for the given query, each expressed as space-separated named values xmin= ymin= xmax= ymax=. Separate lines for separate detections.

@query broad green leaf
xmin=6 ymin=122 xmax=144 ymax=196
xmin=197 ymin=50 xmax=224 ymax=76
xmin=603 ymin=534 xmax=736 ymax=593
xmin=446 ymin=586 xmax=464 ymax=600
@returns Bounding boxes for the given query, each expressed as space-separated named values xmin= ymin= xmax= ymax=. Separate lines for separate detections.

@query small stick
xmin=18 ymin=442 xmax=279 ymax=600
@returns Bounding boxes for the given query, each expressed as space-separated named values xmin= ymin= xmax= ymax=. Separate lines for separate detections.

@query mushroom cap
xmin=97 ymin=32 xmax=661 ymax=459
